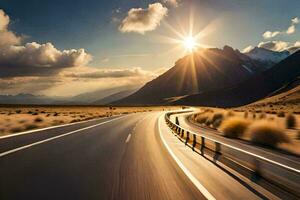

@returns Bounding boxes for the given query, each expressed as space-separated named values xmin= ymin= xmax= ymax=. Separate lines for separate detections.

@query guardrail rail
xmin=164 ymin=111 xmax=300 ymax=198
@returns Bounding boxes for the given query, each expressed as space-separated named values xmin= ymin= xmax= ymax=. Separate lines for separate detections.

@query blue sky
xmin=0 ymin=0 xmax=299 ymax=96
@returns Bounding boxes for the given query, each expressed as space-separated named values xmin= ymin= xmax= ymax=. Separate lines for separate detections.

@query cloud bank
xmin=0 ymin=9 xmax=92 ymax=78
xmin=119 ymin=3 xmax=168 ymax=34
xmin=243 ymin=40 xmax=300 ymax=53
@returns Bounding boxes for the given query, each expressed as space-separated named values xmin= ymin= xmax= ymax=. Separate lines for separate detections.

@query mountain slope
xmin=115 ymin=46 xmax=262 ymax=105
xmin=173 ymin=50 xmax=300 ymax=107
xmin=93 ymin=89 xmax=138 ymax=105
xmin=245 ymin=47 xmax=290 ymax=69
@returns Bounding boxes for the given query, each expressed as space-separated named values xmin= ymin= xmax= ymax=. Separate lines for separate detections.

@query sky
xmin=0 ymin=0 xmax=299 ymax=96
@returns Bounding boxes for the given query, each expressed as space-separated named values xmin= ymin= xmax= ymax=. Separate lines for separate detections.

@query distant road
xmin=0 ymin=111 xmax=293 ymax=199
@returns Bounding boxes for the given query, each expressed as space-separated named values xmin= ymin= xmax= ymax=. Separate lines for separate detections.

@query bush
xmin=226 ymin=111 xmax=235 ymax=117
xmin=194 ymin=114 xmax=209 ymax=124
xmin=247 ymin=121 xmax=290 ymax=147
xmin=211 ymin=112 xmax=224 ymax=128
xmin=220 ymin=117 xmax=250 ymax=138
xmin=25 ymin=124 xmax=38 ymax=130
xmin=259 ymin=113 xmax=266 ymax=119
xmin=277 ymin=111 xmax=285 ymax=117
xmin=297 ymin=131 xmax=300 ymax=140
xmin=34 ymin=117 xmax=43 ymax=123
xmin=10 ymin=127 xmax=23 ymax=133
xmin=286 ymin=114 xmax=297 ymax=129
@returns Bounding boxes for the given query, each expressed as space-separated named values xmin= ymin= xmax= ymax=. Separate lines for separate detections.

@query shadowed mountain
xmin=245 ymin=47 xmax=290 ymax=70
xmin=115 ymin=46 xmax=267 ymax=105
xmin=93 ymin=88 xmax=138 ymax=105
xmin=173 ymin=50 xmax=300 ymax=107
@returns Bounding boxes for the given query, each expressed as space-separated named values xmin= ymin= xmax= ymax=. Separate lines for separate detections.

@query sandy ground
xmin=0 ymin=105 xmax=179 ymax=137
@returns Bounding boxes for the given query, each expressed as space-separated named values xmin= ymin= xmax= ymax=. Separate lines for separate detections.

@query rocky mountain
xmin=172 ymin=50 xmax=300 ymax=107
xmin=115 ymin=46 xmax=265 ymax=105
xmin=245 ymin=47 xmax=290 ymax=70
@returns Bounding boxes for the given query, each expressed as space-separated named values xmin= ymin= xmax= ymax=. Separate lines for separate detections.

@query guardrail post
xmin=200 ymin=136 xmax=205 ymax=155
xmin=175 ymin=117 xmax=179 ymax=126
xmin=251 ymin=159 xmax=261 ymax=181
xmin=213 ymin=142 xmax=221 ymax=161
xmin=192 ymin=134 xmax=196 ymax=151
xmin=181 ymin=129 xmax=184 ymax=138
xmin=185 ymin=131 xmax=190 ymax=145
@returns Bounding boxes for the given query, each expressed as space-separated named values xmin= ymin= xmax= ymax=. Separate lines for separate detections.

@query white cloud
xmin=0 ymin=9 xmax=22 ymax=46
xmin=0 ymin=9 xmax=92 ymax=77
xmin=241 ymin=45 xmax=254 ymax=53
xmin=258 ymin=41 xmax=289 ymax=52
xmin=162 ymin=0 xmax=179 ymax=7
xmin=243 ymin=40 xmax=300 ymax=54
xmin=64 ymin=67 xmax=151 ymax=79
xmin=262 ymin=17 xmax=299 ymax=38
xmin=286 ymin=25 xmax=296 ymax=34
xmin=262 ymin=31 xmax=281 ymax=39
xmin=119 ymin=3 xmax=168 ymax=34
xmin=291 ymin=17 xmax=299 ymax=25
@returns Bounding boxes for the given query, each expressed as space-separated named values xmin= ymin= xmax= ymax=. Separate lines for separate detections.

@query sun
xmin=182 ymin=36 xmax=197 ymax=51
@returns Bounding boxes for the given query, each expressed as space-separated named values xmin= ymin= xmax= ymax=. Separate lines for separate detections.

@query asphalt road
xmin=0 ymin=112 xmax=205 ymax=200
xmin=1 ymin=111 xmax=295 ymax=200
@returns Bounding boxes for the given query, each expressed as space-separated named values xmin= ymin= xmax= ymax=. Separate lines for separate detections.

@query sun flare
xmin=183 ymin=36 xmax=197 ymax=51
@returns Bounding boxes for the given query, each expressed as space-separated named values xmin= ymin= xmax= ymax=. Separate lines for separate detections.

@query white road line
xmin=125 ymin=134 xmax=132 ymax=143
xmin=0 ymin=116 xmax=125 ymax=157
xmin=158 ymin=114 xmax=216 ymax=200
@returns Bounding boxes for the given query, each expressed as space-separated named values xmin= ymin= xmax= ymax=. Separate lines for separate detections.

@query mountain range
xmin=115 ymin=46 xmax=293 ymax=106
xmin=1 ymin=46 xmax=296 ymax=107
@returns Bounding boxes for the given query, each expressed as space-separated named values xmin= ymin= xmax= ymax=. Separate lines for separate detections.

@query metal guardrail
xmin=165 ymin=112 xmax=300 ymax=197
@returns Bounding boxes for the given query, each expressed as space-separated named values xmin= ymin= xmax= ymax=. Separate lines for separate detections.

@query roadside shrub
xmin=220 ymin=117 xmax=250 ymax=138
xmin=10 ymin=127 xmax=23 ymax=133
xmin=247 ymin=121 xmax=290 ymax=147
xmin=277 ymin=111 xmax=285 ymax=118
xmin=53 ymin=113 xmax=59 ymax=116
xmin=286 ymin=114 xmax=297 ymax=129
xmin=25 ymin=124 xmax=38 ymax=130
xmin=259 ymin=113 xmax=266 ymax=119
xmin=195 ymin=114 xmax=209 ymax=124
xmin=34 ymin=117 xmax=43 ymax=123
xmin=226 ymin=111 xmax=235 ymax=117
xmin=15 ymin=110 xmax=21 ymax=114
xmin=297 ymin=131 xmax=300 ymax=140
xmin=211 ymin=112 xmax=224 ymax=128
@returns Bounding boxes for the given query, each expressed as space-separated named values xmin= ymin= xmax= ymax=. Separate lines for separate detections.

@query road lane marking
xmin=158 ymin=114 xmax=216 ymax=200
xmin=125 ymin=134 xmax=132 ymax=143
xmin=0 ymin=116 xmax=126 ymax=157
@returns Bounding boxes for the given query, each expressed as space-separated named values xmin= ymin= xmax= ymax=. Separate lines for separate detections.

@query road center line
xmin=125 ymin=134 xmax=132 ymax=143
xmin=158 ymin=114 xmax=216 ymax=200
xmin=0 ymin=116 xmax=125 ymax=157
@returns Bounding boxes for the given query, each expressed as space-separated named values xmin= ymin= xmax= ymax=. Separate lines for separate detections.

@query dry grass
xmin=246 ymin=121 xmax=290 ymax=147
xmin=0 ymin=105 xmax=177 ymax=136
xmin=220 ymin=117 xmax=250 ymax=138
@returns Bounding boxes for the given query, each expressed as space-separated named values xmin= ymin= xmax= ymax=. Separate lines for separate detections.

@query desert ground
xmin=0 ymin=105 xmax=178 ymax=137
